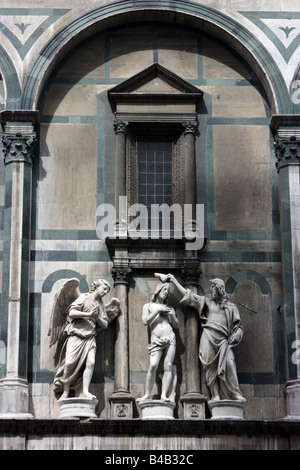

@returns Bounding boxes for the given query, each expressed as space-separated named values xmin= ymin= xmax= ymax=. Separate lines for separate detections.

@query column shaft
xmin=183 ymin=122 xmax=197 ymax=210
xmin=0 ymin=127 xmax=36 ymax=417
xmin=114 ymin=121 xmax=128 ymax=224
xmin=180 ymin=264 xmax=206 ymax=419
xmin=109 ymin=262 xmax=134 ymax=418
xmin=272 ymin=117 xmax=300 ymax=419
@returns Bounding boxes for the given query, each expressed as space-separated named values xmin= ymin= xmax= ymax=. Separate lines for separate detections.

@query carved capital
xmin=182 ymin=121 xmax=197 ymax=135
xmin=2 ymin=132 xmax=37 ymax=166
xmin=111 ymin=265 xmax=132 ymax=285
xmin=113 ymin=120 xmax=128 ymax=134
xmin=274 ymin=135 xmax=300 ymax=171
xmin=181 ymin=265 xmax=201 ymax=286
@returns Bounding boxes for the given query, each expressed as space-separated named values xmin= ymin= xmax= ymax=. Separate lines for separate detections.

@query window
xmin=137 ymin=137 xmax=173 ymax=229
xmin=108 ymin=63 xmax=202 ymax=244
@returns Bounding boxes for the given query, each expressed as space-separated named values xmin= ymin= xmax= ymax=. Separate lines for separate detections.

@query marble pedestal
xmin=208 ymin=399 xmax=245 ymax=420
xmin=0 ymin=377 xmax=34 ymax=418
xmin=137 ymin=399 xmax=175 ymax=420
xmin=284 ymin=379 xmax=300 ymax=420
xmin=180 ymin=392 xmax=207 ymax=419
xmin=58 ymin=397 xmax=98 ymax=419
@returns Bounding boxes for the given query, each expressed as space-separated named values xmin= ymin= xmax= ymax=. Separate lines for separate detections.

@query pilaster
xmin=182 ymin=121 xmax=197 ymax=226
xmin=271 ymin=114 xmax=300 ymax=419
xmin=0 ymin=110 xmax=38 ymax=417
xmin=179 ymin=261 xmax=207 ymax=419
xmin=109 ymin=258 xmax=135 ymax=418
xmin=113 ymin=120 xmax=128 ymax=228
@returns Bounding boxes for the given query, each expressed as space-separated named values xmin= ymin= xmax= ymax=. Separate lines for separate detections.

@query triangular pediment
xmin=108 ymin=63 xmax=202 ymax=100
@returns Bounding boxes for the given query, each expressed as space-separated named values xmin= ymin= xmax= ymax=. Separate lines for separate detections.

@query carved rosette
xmin=111 ymin=265 xmax=132 ymax=285
xmin=274 ymin=135 xmax=300 ymax=171
xmin=2 ymin=132 xmax=37 ymax=166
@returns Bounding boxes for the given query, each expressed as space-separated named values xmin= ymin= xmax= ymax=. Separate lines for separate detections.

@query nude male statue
xmin=139 ymin=282 xmax=179 ymax=402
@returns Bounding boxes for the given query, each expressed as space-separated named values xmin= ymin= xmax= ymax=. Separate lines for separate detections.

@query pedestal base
xmin=109 ymin=391 xmax=135 ymax=418
xmin=0 ymin=377 xmax=34 ymax=418
xmin=137 ymin=399 xmax=175 ymax=420
xmin=208 ymin=399 xmax=245 ymax=420
xmin=180 ymin=392 xmax=207 ymax=419
xmin=58 ymin=397 xmax=98 ymax=419
xmin=284 ymin=379 xmax=300 ymax=420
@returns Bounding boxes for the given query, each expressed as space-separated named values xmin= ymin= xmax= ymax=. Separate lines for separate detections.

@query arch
xmin=20 ymin=0 xmax=290 ymax=114
xmin=225 ymin=270 xmax=272 ymax=296
xmin=0 ymin=45 xmax=21 ymax=110
xmin=42 ymin=269 xmax=89 ymax=293
xmin=291 ymin=64 xmax=300 ymax=113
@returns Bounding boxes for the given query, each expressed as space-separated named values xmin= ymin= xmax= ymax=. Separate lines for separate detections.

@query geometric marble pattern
xmin=240 ymin=11 xmax=300 ymax=62
xmin=0 ymin=8 xmax=70 ymax=59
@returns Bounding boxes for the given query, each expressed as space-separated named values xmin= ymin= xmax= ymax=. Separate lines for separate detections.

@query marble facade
xmin=0 ymin=0 xmax=299 ymax=449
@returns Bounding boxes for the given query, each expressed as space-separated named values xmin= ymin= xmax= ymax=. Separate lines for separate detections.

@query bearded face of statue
xmin=210 ymin=279 xmax=227 ymax=303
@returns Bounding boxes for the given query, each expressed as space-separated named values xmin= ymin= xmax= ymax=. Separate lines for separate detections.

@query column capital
xmin=182 ymin=120 xmax=197 ymax=134
xmin=113 ymin=120 xmax=128 ymax=134
xmin=1 ymin=132 xmax=37 ymax=166
xmin=274 ymin=135 xmax=300 ymax=171
xmin=111 ymin=264 xmax=132 ymax=285
xmin=181 ymin=263 xmax=201 ymax=286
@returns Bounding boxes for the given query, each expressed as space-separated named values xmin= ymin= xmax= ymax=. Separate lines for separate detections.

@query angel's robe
xmin=53 ymin=293 xmax=107 ymax=394
xmin=180 ymin=289 xmax=243 ymax=400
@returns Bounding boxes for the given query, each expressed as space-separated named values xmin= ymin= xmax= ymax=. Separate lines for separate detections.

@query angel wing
xmin=104 ymin=297 xmax=120 ymax=324
xmin=47 ymin=278 xmax=80 ymax=364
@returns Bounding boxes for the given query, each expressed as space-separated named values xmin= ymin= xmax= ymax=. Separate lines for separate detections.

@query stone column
xmin=180 ymin=262 xmax=207 ymax=419
xmin=109 ymin=258 xmax=135 ymax=418
xmin=113 ymin=120 xmax=128 ymax=233
xmin=0 ymin=111 xmax=38 ymax=417
xmin=272 ymin=115 xmax=300 ymax=419
xmin=183 ymin=121 xmax=197 ymax=226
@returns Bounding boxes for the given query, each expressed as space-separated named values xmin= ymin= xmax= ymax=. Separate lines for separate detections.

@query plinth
xmin=208 ymin=399 xmax=245 ymax=420
xmin=58 ymin=397 xmax=98 ymax=419
xmin=137 ymin=399 xmax=175 ymax=420
xmin=180 ymin=392 xmax=207 ymax=419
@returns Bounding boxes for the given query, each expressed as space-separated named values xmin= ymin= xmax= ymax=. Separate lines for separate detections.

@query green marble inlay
xmin=0 ymin=8 xmax=70 ymax=59
xmin=240 ymin=11 xmax=300 ymax=63
xmin=21 ymin=0 xmax=290 ymax=113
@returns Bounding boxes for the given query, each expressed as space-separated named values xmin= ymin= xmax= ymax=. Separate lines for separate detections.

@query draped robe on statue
xmin=53 ymin=294 xmax=107 ymax=394
xmin=180 ymin=289 xmax=243 ymax=400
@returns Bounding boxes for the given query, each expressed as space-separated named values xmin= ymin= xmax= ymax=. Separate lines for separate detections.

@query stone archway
xmin=20 ymin=0 xmax=290 ymax=114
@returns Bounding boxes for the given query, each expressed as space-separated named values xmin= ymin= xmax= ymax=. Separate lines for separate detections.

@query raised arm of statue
xmin=154 ymin=273 xmax=187 ymax=297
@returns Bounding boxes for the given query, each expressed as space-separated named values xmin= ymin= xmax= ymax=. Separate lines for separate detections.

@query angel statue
xmin=48 ymin=278 xmax=120 ymax=401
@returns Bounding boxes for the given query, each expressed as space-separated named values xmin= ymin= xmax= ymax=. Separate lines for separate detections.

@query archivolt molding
xmin=19 ymin=0 xmax=290 ymax=114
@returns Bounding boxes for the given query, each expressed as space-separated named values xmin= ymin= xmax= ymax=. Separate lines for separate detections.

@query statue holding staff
xmin=155 ymin=273 xmax=247 ymax=402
